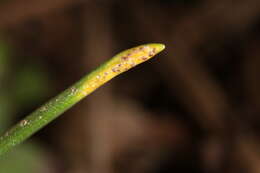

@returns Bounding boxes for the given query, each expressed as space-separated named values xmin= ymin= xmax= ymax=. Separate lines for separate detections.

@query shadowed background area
xmin=0 ymin=0 xmax=260 ymax=173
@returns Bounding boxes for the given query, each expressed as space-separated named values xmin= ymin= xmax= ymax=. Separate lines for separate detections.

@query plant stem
xmin=0 ymin=43 xmax=165 ymax=156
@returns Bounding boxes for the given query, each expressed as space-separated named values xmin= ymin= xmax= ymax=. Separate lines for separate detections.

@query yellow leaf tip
xmin=148 ymin=43 xmax=165 ymax=53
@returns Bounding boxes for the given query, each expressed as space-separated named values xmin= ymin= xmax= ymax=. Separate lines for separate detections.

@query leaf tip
xmin=149 ymin=43 xmax=165 ymax=53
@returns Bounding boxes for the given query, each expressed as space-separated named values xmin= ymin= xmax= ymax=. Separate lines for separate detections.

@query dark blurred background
xmin=1 ymin=0 xmax=260 ymax=172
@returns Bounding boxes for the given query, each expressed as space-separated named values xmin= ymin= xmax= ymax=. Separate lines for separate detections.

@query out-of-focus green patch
xmin=0 ymin=94 xmax=13 ymax=133
xmin=0 ymin=142 xmax=48 ymax=173
xmin=0 ymin=37 xmax=52 ymax=172
xmin=12 ymin=63 xmax=51 ymax=108
xmin=0 ymin=38 xmax=11 ymax=133
xmin=0 ymin=39 xmax=10 ymax=81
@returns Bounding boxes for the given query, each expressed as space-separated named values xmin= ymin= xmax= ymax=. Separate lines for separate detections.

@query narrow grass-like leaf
xmin=0 ymin=43 xmax=165 ymax=156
